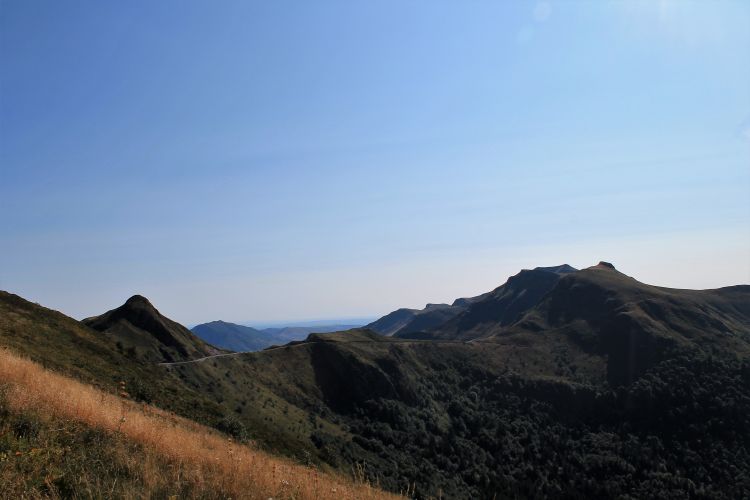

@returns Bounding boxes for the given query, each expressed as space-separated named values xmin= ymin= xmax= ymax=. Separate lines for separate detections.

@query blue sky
xmin=1 ymin=1 xmax=749 ymax=325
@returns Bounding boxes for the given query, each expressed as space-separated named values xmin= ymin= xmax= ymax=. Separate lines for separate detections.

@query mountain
xmin=82 ymin=294 xmax=222 ymax=363
xmin=3 ymin=262 xmax=750 ymax=499
xmin=392 ymin=303 xmax=468 ymax=336
xmin=401 ymin=261 xmax=750 ymax=385
xmin=369 ymin=265 xmax=576 ymax=338
xmin=365 ymin=307 xmax=422 ymax=336
xmin=162 ymin=262 xmax=750 ymax=498
xmin=191 ymin=320 xmax=272 ymax=352
xmin=190 ymin=321 xmax=366 ymax=352
xmin=498 ymin=262 xmax=750 ymax=385
xmin=397 ymin=264 xmax=577 ymax=340
xmin=366 ymin=295 xmax=488 ymax=337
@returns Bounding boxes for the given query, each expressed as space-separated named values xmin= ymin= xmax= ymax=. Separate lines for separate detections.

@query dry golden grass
xmin=0 ymin=347 xmax=402 ymax=499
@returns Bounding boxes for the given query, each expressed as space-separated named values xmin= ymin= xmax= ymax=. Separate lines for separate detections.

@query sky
xmin=1 ymin=0 xmax=749 ymax=325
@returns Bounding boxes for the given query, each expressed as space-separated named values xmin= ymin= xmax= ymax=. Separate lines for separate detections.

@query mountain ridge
xmin=394 ymin=264 xmax=578 ymax=340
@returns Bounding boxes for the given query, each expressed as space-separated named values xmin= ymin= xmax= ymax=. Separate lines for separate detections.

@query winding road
xmin=158 ymin=338 xmax=478 ymax=366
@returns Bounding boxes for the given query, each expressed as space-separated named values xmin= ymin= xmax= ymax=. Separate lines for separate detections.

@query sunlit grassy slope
xmin=0 ymin=291 xmax=226 ymax=424
xmin=0 ymin=347 xmax=400 ymax=499
xmin=0 ymin=291 xmax=327 ymax=461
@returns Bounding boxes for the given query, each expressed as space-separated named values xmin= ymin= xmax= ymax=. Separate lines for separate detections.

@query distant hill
xmin=191 ymin=320 xmax=271 ymax=352
xmin=261 ymin=324 xmax=364 ymax=341
xmin=190 ymin=321 xmax=365 ymax=352
xmin=82 ymin=295 xmax=222 ymax=363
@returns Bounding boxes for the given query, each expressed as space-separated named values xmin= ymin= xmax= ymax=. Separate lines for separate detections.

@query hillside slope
xmin=0 ymin=347 xmax=398 ymax=500
xmin=0 ymin=291 xmax=227 ymax=424
xmin=0 ymin=292 xmax=338 ymax=464
xmin=365 ymin=308 xmax=423 ymax=336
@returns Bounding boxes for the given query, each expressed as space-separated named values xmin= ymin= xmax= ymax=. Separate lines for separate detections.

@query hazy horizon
xmin=6 ymin=252 xmax=748 ymax=326
xmin=2 ymin=1 xmax=749 ymax=326
xmin=191 ymin=317 xmax=378 ymax=330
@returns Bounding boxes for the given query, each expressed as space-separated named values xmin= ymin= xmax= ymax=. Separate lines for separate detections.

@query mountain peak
xmin=533 ymin=264 xmax=578 ymax=275
xmin=424 ymin=303 xmax=450 ymax=310
xmin=596 ymin=261 xmax=616 ymax=270
xmin=84 ymin=295 xmax=220 ymax=362
xmin=124 ymin=294 xmax=154 ymax=308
